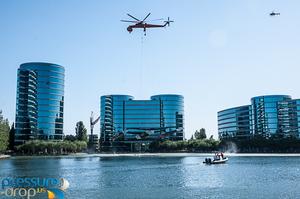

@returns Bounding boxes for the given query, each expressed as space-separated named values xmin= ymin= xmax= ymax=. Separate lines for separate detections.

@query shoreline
xmin=6 ymin=152 xmax=300 ymax=159
xmin=0 ymin=155 xmax=11 ymax=159
xmin=92 ymin=153 xmax=300 ymax=157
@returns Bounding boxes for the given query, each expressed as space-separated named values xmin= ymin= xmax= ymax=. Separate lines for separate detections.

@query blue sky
xmin=1 ymin=0 xmax=300 ymax=139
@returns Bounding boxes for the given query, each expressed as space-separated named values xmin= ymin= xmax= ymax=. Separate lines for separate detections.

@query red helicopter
xmin=121 ymin=13 xmax=173 ymax=35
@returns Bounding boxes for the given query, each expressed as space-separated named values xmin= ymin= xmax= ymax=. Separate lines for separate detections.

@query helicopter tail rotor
xmin=164 ymin=17 xmax=174 ymax=27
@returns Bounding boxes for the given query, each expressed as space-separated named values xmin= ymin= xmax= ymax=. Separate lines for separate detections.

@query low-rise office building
xmin=100 ymin=94 xmax=184 ymax=151
xmin=218 ymin=95 xmax=300 ymax=140
xmin=218 ymin=105 xmax=252 ymax=139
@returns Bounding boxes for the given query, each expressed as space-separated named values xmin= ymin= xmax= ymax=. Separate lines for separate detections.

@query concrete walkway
xmin=0 ymin=155 xmax=10 ymax=159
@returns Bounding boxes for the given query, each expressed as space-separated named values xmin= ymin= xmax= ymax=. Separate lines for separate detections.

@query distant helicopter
xmin=121 ymin=13 xmax=173 ymax=35
xmin=270 ymin=11 xmax=280 ymax=16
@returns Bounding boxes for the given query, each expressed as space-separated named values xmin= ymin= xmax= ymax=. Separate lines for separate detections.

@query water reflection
xmin=1 ymin=156 xmax=300 ymax=199
xmin=1 ymin=157 xmax=64 ymax=178
xmin=180 ymin=157 xmax=226 ymax=189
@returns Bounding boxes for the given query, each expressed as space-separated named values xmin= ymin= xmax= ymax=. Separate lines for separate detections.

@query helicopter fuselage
xmin=270 ymin=12 xmax=280 ymax=16
xmin=127 ymin=23 xmax=167 ymax=33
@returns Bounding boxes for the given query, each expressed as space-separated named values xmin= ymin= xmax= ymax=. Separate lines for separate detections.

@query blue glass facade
xmin=100 ymin=95 xmax=133 ymax=146
xmin=251 ymin=95 xmax=292 ymax=138
xmin=218 ymin=105 xmax=252 ymax=139
xmin=288 ymin=99 xmax=300 ymax=137
xmin=100 ymin=94 xmax=184 ymax=149
xmin=15 ymin=62 xmax=64 ymax=144
xmin=218 ymin=95 xmax=300 ymax=140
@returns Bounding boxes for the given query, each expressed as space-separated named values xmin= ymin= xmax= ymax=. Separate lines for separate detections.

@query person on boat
xmin=221 ymin=152 xmax=224 ymax=159
xmin=214 ymin=152 xmax=220 ymax=160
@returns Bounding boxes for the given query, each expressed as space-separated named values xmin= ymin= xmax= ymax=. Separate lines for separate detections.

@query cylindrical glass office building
xmin=100 ymin=94 xmax=184 ymax=151
xmin=218 ymin=94 xmax=300 ymax=140
xmin=100 ymin=95 xmax=133 ymax=147
xmin=251 ymin=95 xmax=292 ymax=137
xmin=15 ymin=62 xmax=65 ymax=144
xmin=218 ymin=105 xmax=252 ymax=139
xmin=151 ymin=95 xmax=184 ymax=140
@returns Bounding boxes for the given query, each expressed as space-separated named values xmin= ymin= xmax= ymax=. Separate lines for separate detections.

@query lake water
xmin=0 ymin=154 xmax=300 ymax=199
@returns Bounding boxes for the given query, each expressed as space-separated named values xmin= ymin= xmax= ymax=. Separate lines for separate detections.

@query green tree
xmin=75 ymin=121 xmax=87 ymax=142
xmin=194 ymin=128 xmax=207 ymax=139
xmin=0 ymin=110 xmax=10 ymax=153
xmin=16 ymin=140 xmax=88 ymax=155
xmin=190 ymin=135 xmax=194 ymax=140
xmin=8 ymin=123 xmax=15 ymax=151
xmin=64 ymin=134 xmax=77 ymax=142
xmin=75 ymin=141 xmax=87 ymax=151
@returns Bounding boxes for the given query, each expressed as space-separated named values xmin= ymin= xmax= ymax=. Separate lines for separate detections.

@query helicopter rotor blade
xmin=142 ymin=13 xmax=151 ymax=22
xmin=147 ymin=18 xmax=164 ymax=22
xmin=127 ymin=13 xmax=140 ymax=21
xmin=121 ymin=20 xmax=138 ymax=23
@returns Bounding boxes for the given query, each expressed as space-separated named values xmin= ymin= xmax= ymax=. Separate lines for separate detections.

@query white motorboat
xmin=203 ymin=152 xmax=228 ymax=164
